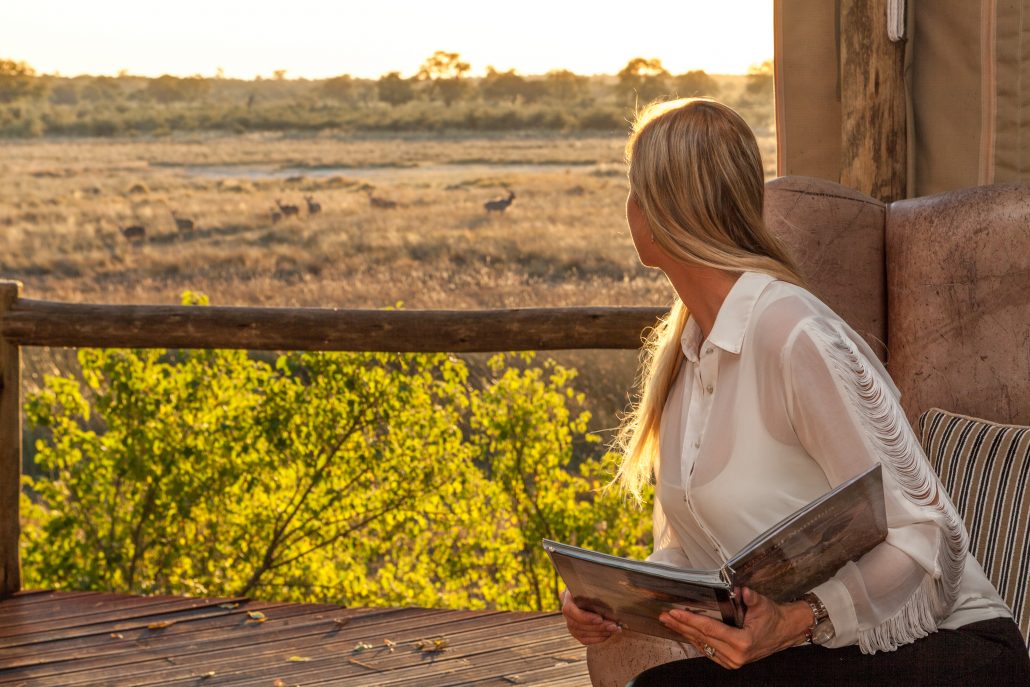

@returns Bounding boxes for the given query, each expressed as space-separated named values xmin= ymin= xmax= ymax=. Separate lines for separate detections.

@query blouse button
xmin=705 ymin=347 xmax=714 ymax=355
xmin=693 ymin=439 xmax=701 ymax=448
xmin=705 ymin=384 xmax=714 ymax=394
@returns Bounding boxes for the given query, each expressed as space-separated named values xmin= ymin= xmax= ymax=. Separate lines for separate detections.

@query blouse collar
xmin=679 ymin=271 xmax=777 ymax=362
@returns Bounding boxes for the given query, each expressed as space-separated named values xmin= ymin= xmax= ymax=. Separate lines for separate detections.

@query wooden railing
xmin=0 ymin=278 xmax=666 ymax=598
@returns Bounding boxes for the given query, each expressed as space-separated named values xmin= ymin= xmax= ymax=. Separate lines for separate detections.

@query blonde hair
xmin=614 ymin=98 xmax=807 ymax=500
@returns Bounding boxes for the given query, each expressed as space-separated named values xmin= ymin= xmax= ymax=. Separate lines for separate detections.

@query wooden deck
xmin=0 ymin=591 xmax=589 ymax=686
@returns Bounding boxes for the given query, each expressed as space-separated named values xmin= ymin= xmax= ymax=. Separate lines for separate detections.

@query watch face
xmin=812 ymin=621 xmax=835 ymax=645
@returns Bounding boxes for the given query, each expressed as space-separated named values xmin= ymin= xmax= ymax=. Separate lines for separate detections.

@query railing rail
xmin=0 ymin=278 xmax=667 ymax=597
xmin=1 ymin=297 xmax=667 ymax=352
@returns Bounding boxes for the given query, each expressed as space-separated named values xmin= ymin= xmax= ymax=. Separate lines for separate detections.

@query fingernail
xmin=605 ymin=623 xmax=618 ymax=632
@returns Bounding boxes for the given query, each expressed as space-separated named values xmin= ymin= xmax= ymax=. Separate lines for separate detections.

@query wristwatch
xmin=801 ymin=592 xmax=836 ymax=645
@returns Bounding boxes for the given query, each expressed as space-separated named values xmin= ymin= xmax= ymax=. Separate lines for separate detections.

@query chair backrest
xmin=920 ymin=407 xmax=1030 ymax=650
xmin=764 ymin=176 xmax=888 ymax=360
xmin=766 ymin=176 xmax=1030 ymax=427
xmin=887 ymin=183 xmax=1030 ymax=426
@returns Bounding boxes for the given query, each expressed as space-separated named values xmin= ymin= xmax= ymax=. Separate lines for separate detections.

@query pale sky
xmin=0 ymin=1 xmax=773 ymax=79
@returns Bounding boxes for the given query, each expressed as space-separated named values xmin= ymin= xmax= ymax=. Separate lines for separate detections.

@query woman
xmin=561 ymin=98 xmax=1030 ymax=685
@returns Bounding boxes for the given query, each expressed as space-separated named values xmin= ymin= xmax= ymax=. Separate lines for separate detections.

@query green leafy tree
xmin=23 ymin=343 xmax=478 ymax=599
xmin=673 ymin=70 xmax=719 ymax=98
xmin=377 ymin=71 xmax=415 ymax=106
xmin=416 ymin=51 xmax=471 ymax=106
xmin=467 ymin=355 xmax=650 ymax=610
xmin=0 ymin=59 xmax=47 ymax=103
xmin=616 ymin=57 xmax=670 ymax=104
xmin=21 ymin=301 xmax=651 ymax=611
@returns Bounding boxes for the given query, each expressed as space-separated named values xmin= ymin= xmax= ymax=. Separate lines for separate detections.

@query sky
xmin=0 ymin=1 xmax=772 ymax=80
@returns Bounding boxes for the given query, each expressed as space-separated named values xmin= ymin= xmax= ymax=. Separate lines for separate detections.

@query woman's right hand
xmin=560 ymin=589 xmax=620 ymax=645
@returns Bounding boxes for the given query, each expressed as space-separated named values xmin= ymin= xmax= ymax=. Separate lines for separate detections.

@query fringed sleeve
xmin=783 ymin=317 xmax=968 ymax=654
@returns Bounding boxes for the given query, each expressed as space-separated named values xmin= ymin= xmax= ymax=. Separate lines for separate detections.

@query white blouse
xmin=648 ymin=271 xmax=1011 ymax=654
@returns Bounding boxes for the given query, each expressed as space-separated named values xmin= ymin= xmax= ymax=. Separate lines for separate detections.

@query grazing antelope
xmin=275 ymin=199 xmax=301 ymax=217
xmin=484 ymin=190 xmax=516 ymax=213
xmin=304 ymin=195 xmax=322 ymax=215
xmin=121 ymin=225 xmax=145 ymax=242
xmin=171 ymin=211 xmax=195 ymax=232
xmin=366 ymin=190 xmax=398 ymax=210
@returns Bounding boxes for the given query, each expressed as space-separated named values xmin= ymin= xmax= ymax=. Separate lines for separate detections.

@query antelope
xmin=484 ymin=190 xmax=516 ymax=213
xmin=171 ymin=211 xmax=195 ymax=232
xmin=121 ymin=225 xmax=145 ymax=242
xmin=270 ymin=208 xmax=283 ymax=224
xmin=304 ymin=195 xmax=322 ymax=215
xmin=275 ymin=199 xmax=300 ymax=217
xmin=366 ymin=190 xmax=397 ymax=210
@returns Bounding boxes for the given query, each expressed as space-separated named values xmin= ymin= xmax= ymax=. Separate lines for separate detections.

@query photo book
xmin=544 ymin=463 xmax=887 ymax=640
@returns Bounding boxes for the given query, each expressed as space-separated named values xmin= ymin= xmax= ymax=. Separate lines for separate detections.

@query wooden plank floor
xmin=0 ymin=591 xmax=589 ymax=687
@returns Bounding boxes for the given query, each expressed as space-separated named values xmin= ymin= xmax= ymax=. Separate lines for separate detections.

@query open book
xmin=544 ymin=463 xmax=887 ymax=640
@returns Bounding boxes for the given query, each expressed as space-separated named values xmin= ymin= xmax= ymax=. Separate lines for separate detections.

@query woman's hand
xmin=658 ymin=587 xmax=812 ymax=669
xmin=560 ymin=589 xmax=620 ymax=645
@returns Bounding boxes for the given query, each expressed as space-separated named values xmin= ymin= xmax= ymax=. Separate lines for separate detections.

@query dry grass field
xmin=1 ymin=128 xmax=777 ymax=442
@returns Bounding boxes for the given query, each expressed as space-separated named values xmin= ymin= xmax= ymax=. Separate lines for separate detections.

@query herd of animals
xmin=118 ymin=188 xmax=517 ymax=243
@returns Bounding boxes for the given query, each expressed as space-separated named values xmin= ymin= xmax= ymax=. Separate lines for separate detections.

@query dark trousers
xmin=627 ymin=618 xmax=1030 ymax=687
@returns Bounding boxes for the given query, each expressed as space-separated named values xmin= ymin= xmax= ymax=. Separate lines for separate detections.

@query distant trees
xmin=145 ymin=75 xmax=210 ymax=104
xmin=48 ymin=80 xmax=79 ymax=105
xmin=80 ymin=76 xmax=122 ymax=103
xmin=321 ymin=74 xmax=355 ymax=103
xmin=0 ymin=51 xmax=776 ymax=137
xmin=0 ymin=59 xmax=46 ymax=103
xmin=416 ymin=51 xmax=471 ymax=106
xmin=746 ymin=60 xmax=774 ymax=99
xmin=673 ymin=69 xmax=719 ymax=98
xmin=480 ymin=67 xmax=547 ymax=104
xmin=616 ymin=57 xmax=670 ymax=103
xmin=545 ymin=69 xmax=588 ymax=103
xmin=377 ymin=71 xmax=415 ymax=106
xmin=481 ymin=67 xmax=524 ymax=104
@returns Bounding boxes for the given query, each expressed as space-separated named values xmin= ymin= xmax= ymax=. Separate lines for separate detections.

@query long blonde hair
xmin=614 ymin=98 xmax=807 ymax=500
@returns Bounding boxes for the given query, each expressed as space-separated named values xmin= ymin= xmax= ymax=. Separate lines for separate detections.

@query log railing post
xmin=0 ymin=280 xmax=22 ymax=598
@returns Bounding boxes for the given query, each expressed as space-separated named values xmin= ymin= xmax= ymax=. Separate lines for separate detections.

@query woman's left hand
xmin=658 ymin=587 xmax=812 ymax=670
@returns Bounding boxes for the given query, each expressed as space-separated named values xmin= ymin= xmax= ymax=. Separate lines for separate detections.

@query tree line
xmin=0 ymin=53 xmax=773 ymax=137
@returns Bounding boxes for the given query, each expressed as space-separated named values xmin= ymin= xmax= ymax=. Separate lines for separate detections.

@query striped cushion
xmin=919 ymin=407 xmax=1030 ymax=648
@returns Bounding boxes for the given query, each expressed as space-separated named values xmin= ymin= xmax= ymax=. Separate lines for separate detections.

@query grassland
xmin=1 ymin=127 xmax=777 ymax=445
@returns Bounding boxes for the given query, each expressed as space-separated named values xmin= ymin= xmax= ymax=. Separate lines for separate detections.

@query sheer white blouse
xmin=648 ymin=271 xmax=1011 ymax=654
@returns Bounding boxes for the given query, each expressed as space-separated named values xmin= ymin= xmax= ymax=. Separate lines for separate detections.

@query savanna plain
xmin=3 ymin=129 xmax=776 ymax=435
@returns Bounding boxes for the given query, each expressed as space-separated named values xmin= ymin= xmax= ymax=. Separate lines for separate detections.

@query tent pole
xmin=839 ymin=0 xmax=908 ymax=202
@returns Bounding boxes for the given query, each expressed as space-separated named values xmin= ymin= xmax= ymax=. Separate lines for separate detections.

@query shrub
xmin=22 ymin=300 xmax=650 ymax=610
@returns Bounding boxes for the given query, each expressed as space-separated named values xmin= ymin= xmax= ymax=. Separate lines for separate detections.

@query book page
xmin=545 ymin=541 xmax=741 ymax=640
xmin=726 ymin=464 xmax=887 ymax=602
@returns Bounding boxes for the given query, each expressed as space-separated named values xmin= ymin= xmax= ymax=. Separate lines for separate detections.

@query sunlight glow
xmin=0 ymin=1 xmax=772 ymax=78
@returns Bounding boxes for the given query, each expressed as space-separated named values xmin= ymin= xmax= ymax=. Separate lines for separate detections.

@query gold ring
xmin=703 ymin=643 xmax=716 ymax=658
